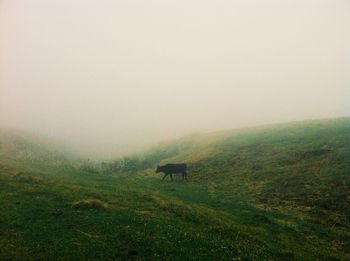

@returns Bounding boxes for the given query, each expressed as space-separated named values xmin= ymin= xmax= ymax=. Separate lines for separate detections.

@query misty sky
xmin=1 ymin=0 xmax=349 ymax=157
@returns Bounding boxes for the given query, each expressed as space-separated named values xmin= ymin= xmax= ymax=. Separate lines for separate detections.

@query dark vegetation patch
xmin=13 ymin=172 xmax=43 ymax=184
xmin=71 ymin=199 xmax=110 ymax=210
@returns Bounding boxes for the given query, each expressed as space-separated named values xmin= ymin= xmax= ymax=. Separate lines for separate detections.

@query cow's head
xmin=155 ymin=165 xmax=161 ymax=173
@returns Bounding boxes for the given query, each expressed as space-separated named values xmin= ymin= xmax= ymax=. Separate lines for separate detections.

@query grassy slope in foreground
xmin=0 ymin=118 xmax=349 ymax=260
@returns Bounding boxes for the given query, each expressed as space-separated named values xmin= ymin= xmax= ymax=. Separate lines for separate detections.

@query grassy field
xmin=0 ymin=118 xmax=349 ymax=260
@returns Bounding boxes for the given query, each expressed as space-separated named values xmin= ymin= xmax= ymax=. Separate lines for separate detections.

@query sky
xmin=0 ymin=0 xmax=349 ymax=158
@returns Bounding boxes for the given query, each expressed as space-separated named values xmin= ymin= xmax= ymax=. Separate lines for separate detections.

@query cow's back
xmin=162 ymin=163 xmax=186 ymax=173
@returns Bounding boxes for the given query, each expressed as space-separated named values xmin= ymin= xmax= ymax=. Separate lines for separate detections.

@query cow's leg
xmin=170 ymin=174 xmax=173 ymax=181
xmin=162 ymin=174 xmax=167 ymax=181
xmin=184 ymin=171 xmax=188 ymax=181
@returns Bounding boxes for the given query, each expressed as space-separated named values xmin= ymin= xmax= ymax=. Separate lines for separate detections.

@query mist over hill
xmin=1 ymin=0 xmax=349 ymax=157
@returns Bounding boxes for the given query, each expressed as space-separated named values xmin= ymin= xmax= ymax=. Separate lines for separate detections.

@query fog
xmin=1 ymin=0 xmax=349 ymax=158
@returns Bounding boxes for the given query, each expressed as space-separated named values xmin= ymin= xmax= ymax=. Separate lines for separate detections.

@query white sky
xmin=1 ymin=0 xmax=349 ymax=157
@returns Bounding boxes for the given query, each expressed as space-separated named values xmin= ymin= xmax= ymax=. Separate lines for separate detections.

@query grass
xmin=0 ymin=118 xmax=349 ymax=260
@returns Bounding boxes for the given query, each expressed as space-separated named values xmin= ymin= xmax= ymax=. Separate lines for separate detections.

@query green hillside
xmin=0 ymin=118 xmax=349 ymax=260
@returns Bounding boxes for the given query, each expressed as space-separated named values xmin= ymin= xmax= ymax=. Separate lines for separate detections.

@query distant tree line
xmin=79 ymin=142 xmax=193 ymax=174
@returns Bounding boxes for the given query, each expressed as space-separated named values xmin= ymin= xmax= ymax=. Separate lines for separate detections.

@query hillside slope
xmin=0 ymin=118 xmax=349 ymax=260
xmin=0 ymin=128 xmax=74 ymax=166
xmin=135 ymin=118 xmax=349 ymax=207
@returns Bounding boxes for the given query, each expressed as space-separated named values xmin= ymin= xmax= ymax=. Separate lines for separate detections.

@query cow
xmin=155 ymin=163 xmax=188 ymax=181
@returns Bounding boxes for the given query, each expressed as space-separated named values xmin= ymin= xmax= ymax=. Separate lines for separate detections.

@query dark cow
xmin=155 ymin=163 xmax=188 ymax=181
